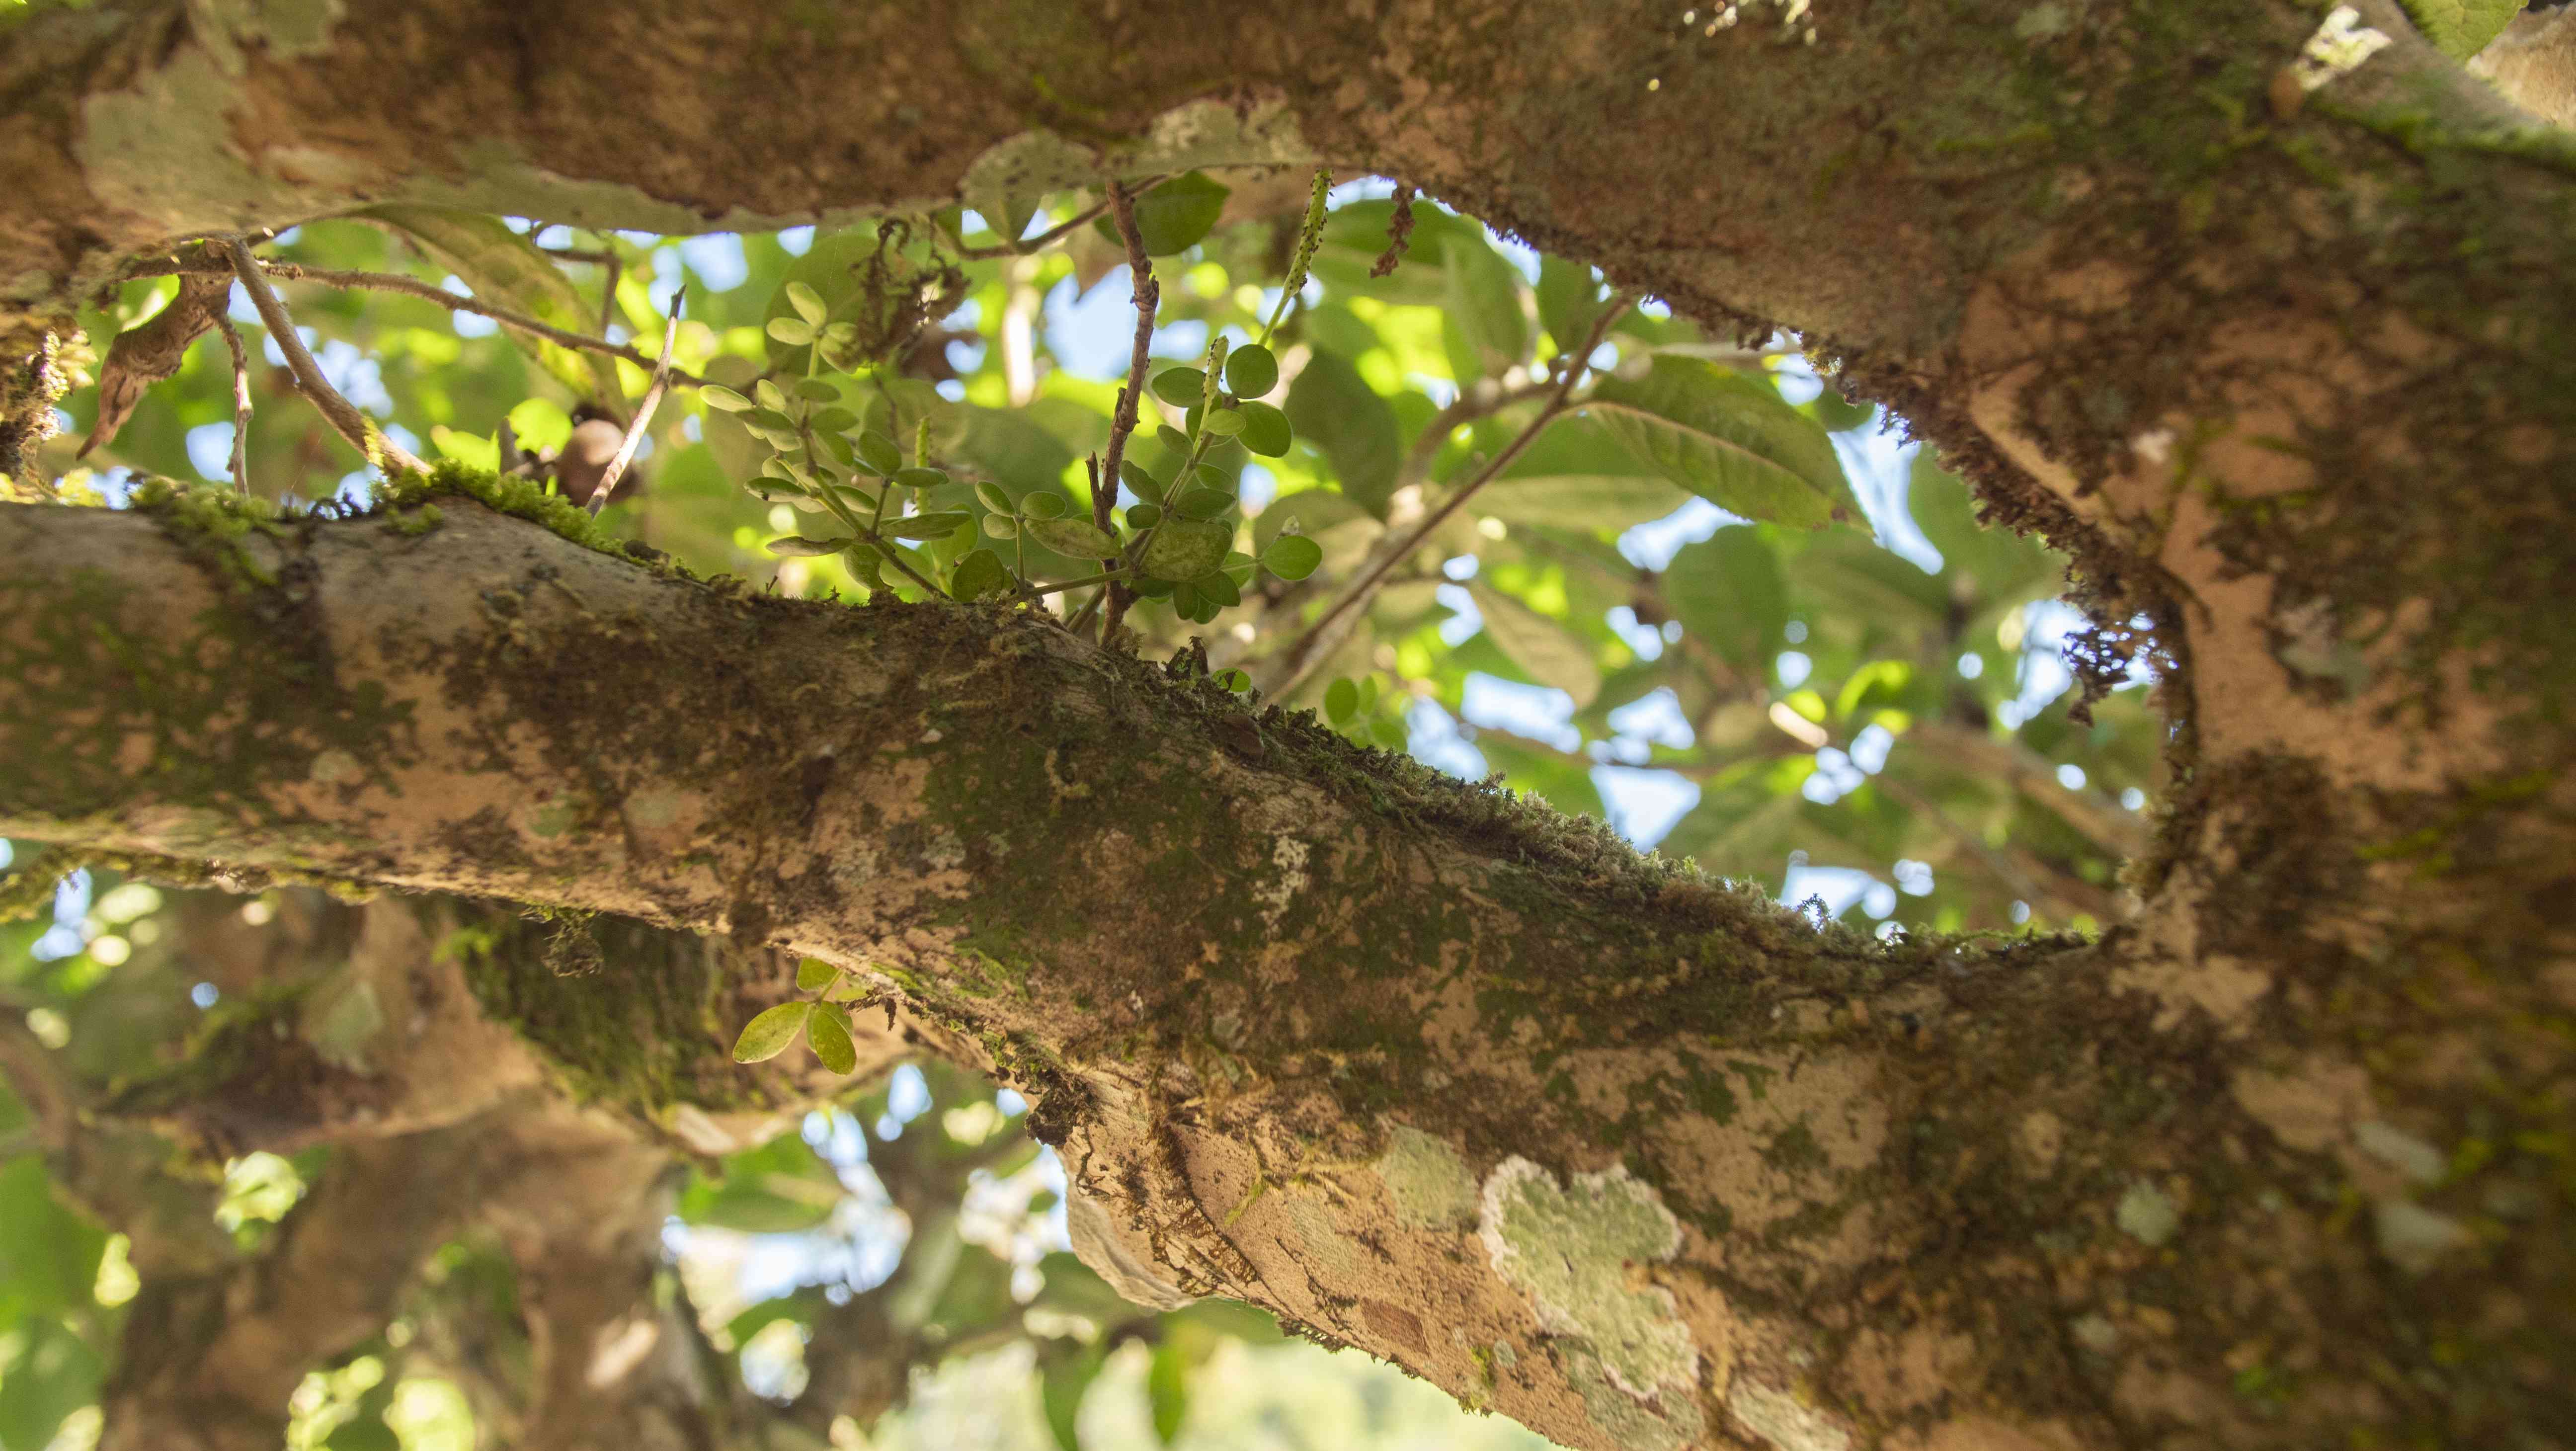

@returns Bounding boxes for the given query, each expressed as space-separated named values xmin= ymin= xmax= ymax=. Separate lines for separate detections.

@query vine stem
xmin=1256 ymin=295 xmax=1636 ymax=702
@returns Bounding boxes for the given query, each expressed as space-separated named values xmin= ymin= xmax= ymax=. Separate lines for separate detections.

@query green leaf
xmin=768 ymin=535 xmax=854 ymax=557
xmin=1794 ymin=533 xmax=1950 ymax=634
xmin=766 ymin=315 xmax=816 ymax=346
xmin=1095 ymin=170 xmax=1232 ymax=256
xmin=1588 ymin=358 xmax=1857 ymax=528
xmin=1325 ymin=678 xmax=1360 ymax=725
xmin=1285 ymin=349 xmax=1402 ymax=517
xmin=1469 ymin=581 xmax=1603 ymax=706
xmin=796 ymin=957 xmax=837 ymax=991
xmin=951 ymin=548 xmax=1012 ymax=601
xmin=1236 ymin=400 xmax=1293 ymax=458
xmin=1443 ymin=233 xmax=1532 ymax=376
xmin=1124 ymin=502 xmax=1163 ymax=530
xmin=703 ymin=385 xmax=754 ymax=413
xmin=1906 ymin=449 xmax=2064 ymax=604
xmin=1118 ymin=459 xmax=1161 ymax=497
xmin=1536 ymin=255 xmax=1605 ymax=353
xmin=677 ymin=1145 xmax=843 ymax=1233
xmin=1477 ymin=473 xmax=1694 ymax=533
xmin=1040 ymin=1343 xmax=1107 ymax=1451
xmin=1193 ymin=569 xmax=1241 ymax=607
xmin=1148 ymin=1339 xmax=1191 ymax=1444
xmin=1175 ymin=486 xmax=1234 ymax=520
xmin=1261 ymin=534 xmax=1323 ymax=581
xmin=1225 ymin=344 xmax=1280 ymax=398
xmin=883 ymin=509 xmax=972 ymax=540
xmin=974 ymin=480 xmax=1014 ymax=514
xmin=794 ymin=377 xmax=841 ymax=403
xmin=1026 ymin=516 xmax=1120 ymax=557
xmin=357 ymin=206 xmax=626 ymax=407
xmin=2401 ymin=0 xmax=2519 ymax=59
xmin=732 ymin=1002 xmax=811 ymax=1062
xmin=785 ymin=280 xmax=828 ymax=326
xmin=892 ymin=466 xmax=949 ymax=490
xmin=0 ymin=1314 xmax=102 ymax=1451
xmin=1153 ymin=367 xmax=1208 ymax=406
xmin=1021 ymin=491 xmax=1072 ymax=521
xmin=1141 ymin=518 xmax=1234 ymax=581
xmin=806 ymin=1001 xmax=858 ymax=1074
xmin=983 ymin=512 xmax=1020 ymax=540
xmin=1202 ymin=407 xmax=1247 ymax=437
xmin=1662 ymin=525 xmax=1788 ymax=672
xmin=858 ymin=430 xmax=904 ymax=476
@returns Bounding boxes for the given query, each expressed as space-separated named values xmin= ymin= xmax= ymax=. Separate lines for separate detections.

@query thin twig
xmin=222 ymin=239 xmax=427 ymax=476
xmin=254 ymin=260 xmax=708 ymax=389
xmin=1260 ymin=295 xmax=1636 ymax=701
xmin=541 ymin=242 xmax=624 ymax=336
xmin=589 ymin=284 xmax=682 ymax=516
xmin=213 ymin=312 xmax=253 ymax=495
xmin=945 ymin=182 xmax=1160 ymax=261
xmin=1075 ymin=177 xmax=1163 ymax=641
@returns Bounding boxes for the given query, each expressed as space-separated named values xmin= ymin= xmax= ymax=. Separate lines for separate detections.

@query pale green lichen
xmin=1727 ymin=1378 xmax=1850 ymax=1451
xmin=1478 ymin=1157 xmax=1696 ymax=1400
xmin=1562 ymin=1342 xmax=1702 ymax=1451
xmin=1378 ymin=1125 xmax=1478 ymax=1230
xmin=2115 ymin=1179 xmax=2179 ymax=1246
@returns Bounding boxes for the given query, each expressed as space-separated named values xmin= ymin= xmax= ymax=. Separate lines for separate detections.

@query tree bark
xmin=4 ymin=1 xmax=2573 ymax=1448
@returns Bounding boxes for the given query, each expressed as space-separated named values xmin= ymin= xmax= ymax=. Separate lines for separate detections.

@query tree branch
xmin=221 ymin=240 xmax=427 ymax=476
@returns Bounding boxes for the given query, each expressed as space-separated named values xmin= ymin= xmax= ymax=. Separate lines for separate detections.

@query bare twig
xmin=213 ymin=312 xmax=253 ymax=494
xmin=1259 ymin=295 xmax=1636 ymax=701
xmin=253 ymin=260 xmax=708 ymax=389
xmin=222 ymin=239 xmax=427 ymax=476
xmin=589 ymin=285 xmax=682 ymax=516
xmin=944 ymin=181 xmax=1163 ymax=261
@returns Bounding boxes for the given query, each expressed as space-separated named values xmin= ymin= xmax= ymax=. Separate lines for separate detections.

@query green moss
xmin=448 ymin=911 xmax=762 ymax=1120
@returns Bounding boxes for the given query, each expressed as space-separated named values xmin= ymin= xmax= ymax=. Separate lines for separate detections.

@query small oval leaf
xmin=768 ymin=535 xmax=854 ymax=557
xmin=1020 ymin=490 xmax=1072 ymax=521
xmin=732 ymin=1002 xmax=811 ymax=1063
xmin=1140 ymin=517 xmax=1233 ymax=582
xmin=1236 ymin=400 xmax=1292 ymax=458
xmin=857 ymin=431 xmax=904 ymax=476
xmin=1175 ymin=486 xmax=1234 ymax=520
xmin=702 ymin=385 xmax=755 ymax=413
xmin=806 ymin=1001 xmax=858 ymax=1074
xmin=796 ymin=957 xmax=837 ymax=991
xmin=1152 ymin=367 xmax=1208 ymax=407
xmin=1261 ymin=533 xmax=1323 ymax=581
xmin=951 ymin=548 xmax=1011 ymax=601
xmin=766 ymin=316 xmax=816 ymax=346
xmin=882 ymin=509 xmax=971 ymax=540
xmin=1224 ymin=344 xmax=1279 ymax=399
xmin=1026 ymin=516 xmax=1120 ymax=557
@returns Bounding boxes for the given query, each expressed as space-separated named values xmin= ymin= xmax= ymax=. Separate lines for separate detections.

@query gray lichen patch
xmin=1379 ymin=1125 xmax=1478 ymax=1230
xmin=1478 ymin=1156 xmax=1697 ymax=1400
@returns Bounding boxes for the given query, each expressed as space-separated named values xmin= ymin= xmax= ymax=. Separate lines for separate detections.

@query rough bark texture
xmin=3 ymin=2 xmax=2574 ymax=1449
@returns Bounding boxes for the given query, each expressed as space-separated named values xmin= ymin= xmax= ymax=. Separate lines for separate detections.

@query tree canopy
xmin=1 ymin=1 xmax=2572 ymax=1449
